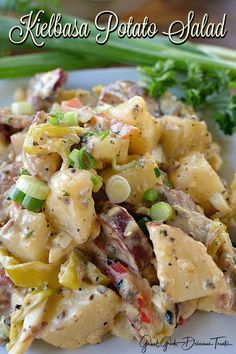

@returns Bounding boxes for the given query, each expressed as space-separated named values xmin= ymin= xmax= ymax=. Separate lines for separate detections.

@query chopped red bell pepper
xmin=140 ymin=310 xmax=152 ymax=324
xmin=111 ymin=262 xmax=129 ymax=274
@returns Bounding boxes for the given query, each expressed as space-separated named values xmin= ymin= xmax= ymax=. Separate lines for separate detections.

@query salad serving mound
xmin=0 ymin=68 xmax=236 ymax=353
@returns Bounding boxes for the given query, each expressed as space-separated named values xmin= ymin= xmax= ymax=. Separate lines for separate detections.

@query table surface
xmin=122 ymin=0 xmax=236 ymax=49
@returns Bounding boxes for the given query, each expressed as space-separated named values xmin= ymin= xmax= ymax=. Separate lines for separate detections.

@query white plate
xmin=0 ymin=67 xmax=236 ymax=354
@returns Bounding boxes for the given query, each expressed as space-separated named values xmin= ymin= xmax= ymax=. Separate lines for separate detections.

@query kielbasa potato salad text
xmin=0 ymin=69 xmax=236 ymax=353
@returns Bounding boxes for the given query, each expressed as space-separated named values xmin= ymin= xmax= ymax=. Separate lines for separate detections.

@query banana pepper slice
xmin=58 ymin=250 xmax=85 ymax=290
xmin=0 ymin=248 xmax=59 ymax=288
xmin=207 ymin=220 xmax=227 ymax=257
xmin=23 ymin=123 xmax=81 ymax=155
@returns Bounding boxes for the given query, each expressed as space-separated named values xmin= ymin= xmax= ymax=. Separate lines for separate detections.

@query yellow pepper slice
xmin=6 ymin=262 xmax=60 ymax=288
xmin=0 ymin=248 xmax=60 ymax=288
xmin=207 ymin=220 xmax=226 ymax=257
xmin=23 ymin=123 xmax=81 ymax=155
xmin=86 ymin=261 xmax=110 ymax=285
xmin=58 ymin=250 xmax=83 ymax=290
xmin=26 ymin=124 xmax=79 ymax=141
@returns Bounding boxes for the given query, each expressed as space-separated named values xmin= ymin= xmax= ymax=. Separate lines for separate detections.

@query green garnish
xmin=22 ymin=195 xmax=45 ymax=213
xmin=77 ymin=147 xmax=96 ymax=170
xmin=150 ymin=202 xmax=174 ymax=222
xmin=63 ymin=111 xmax=78 ymax=126
xmin=69 ymin=147 xmax=96 ymax=170
xmin=154 ymin=167 xmax=161 ymax=178
xmin=48 ymin=111 xmax=64 ymax=126
xmin=62 ymin=190 xmax=70 ymax=197
xmin=20 ymin=168 xmax=30 ymax=176
xmin=49 ymin=111 xmax=79 ymax=126
xmin=25 ymin=230 xmax=34 ymax=239
xmin=16 ymin=175 xmax=50 ymax=200
xmin=140 ymin=61 xmax=236 ymax=135
xmin=50 ymin=111 xmax=64 ymax=120
xmin=98 ymin=130 xmax=109 ymax=141
xmin=143 ymin=188 xmax=159 ymax=202
xmin=8 ymin=186 xmax=25 ymax=204
xmin=91 ymin=175 xmax=103 ymax=193
xmin=84 ymin=130 xmax=110 ymax=141
xmin=233 ymin=256 xmax=236 ymax=265
xmin=9 ymin=176 xmax=49 ymax=213
xmin=48 ymin=116 xmax=60 ymax=126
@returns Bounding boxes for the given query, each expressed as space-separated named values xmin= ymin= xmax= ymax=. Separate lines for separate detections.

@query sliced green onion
xmin=11 ymin=101 xmax=33 ymax=115
xmin=84 ymin=130 xmax=110 ymax=141
xmin=50 ymin=111 xmax=65 ymax=119
xmin=48 ymin=111 xmax=65 ymax=125
xmin=8 ymin=186 xmax=25 ymax=204
xmin=48 ymin=116 xmax=60 ymax=126
xmin=69 ymin=149 xmax=79 ymax=166
xmin=25 ymin=230 xmax=34 ymax=239
xmin=9 ymin=177 xmax=48 ymax=212
xmin=69 ymin=147 xmax=96 ymax=170
xmin=105 ymin=175 xmax=131 ymax=203
xmin=154 ymin=167 xmax=161 ymax=178
xmin=63 ymin=111 xmax=78 ymax=126
xmin=83 ymin=131 xmax=96 ymax=138
xmin=150 ymin=202 xmax=174 ymax=222
xmin=112 ymin=158 xmax=137 ymax=172
xmin=233 ymin=256 xmax=236 ymax=265
xmin=69 ymin=148 xmax=79 ymax=164
xmin=78 ymin=148 xmax=96 ymax=170
xmin=138 ymin=216 xmax=151 ymax=234
xmin=20 ymin=168 xmax=30 ymax=176
xmin=91 ymin=175 xmax=103 ymax=193
xmin=62 ymin=190 xmax=70 ymax=197
xmin=98 ymin=130 xmax=109 ymax=141
xmin=16 ymin=175 xmax=50 ymax=200
xmin=143 ymin=188 xmax=159 ymax=202
xmin=22 ymin=195 xmax=45 ymax=213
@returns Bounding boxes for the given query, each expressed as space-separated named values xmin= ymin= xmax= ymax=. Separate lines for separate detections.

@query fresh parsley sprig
xmin=140 ymin=61 xmax=236 ymax=135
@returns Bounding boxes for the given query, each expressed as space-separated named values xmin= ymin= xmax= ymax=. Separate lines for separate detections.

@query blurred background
xmin=62 ymin=0 xmax=236 ymax=48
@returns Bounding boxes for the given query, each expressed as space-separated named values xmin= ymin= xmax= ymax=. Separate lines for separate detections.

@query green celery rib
xmin=0 ymin=52 xmax=110 ymax=79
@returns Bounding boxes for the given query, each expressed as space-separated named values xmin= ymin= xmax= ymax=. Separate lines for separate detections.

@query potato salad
xmin=0 ymin=69 xmax=236 ymax=353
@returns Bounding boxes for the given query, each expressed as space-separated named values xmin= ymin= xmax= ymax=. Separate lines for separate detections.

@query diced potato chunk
xmin=170 ymin=152 xmax=227 ymax=214
xmin=109 ymin=96 xmax=161 ymax=154
xmin=39 ymin=285 xmax=121 ymax=349
xmin=46 ymin=169 xmax=97 ymax=244
xmin=85 ymin=134 xmax=129 ymax=164
xmin=101 ymin=153 xmax=162 ymax=205
xmin=0 ymin=205 xmax=49 ymax=262
xmin=148 ymin=223 xmax=227 ymax=303
xmin=159 ymin=116 xmax=211 ymax=159
xmin=197 ymin=291 xmax=231 ymax=314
